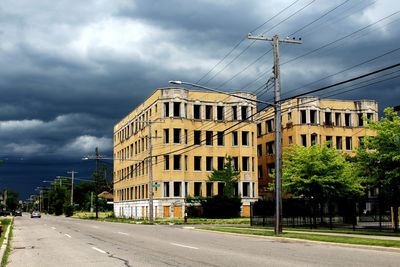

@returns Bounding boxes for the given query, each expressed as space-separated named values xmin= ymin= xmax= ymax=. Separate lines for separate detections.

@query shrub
xmin=63 ymin=204 xmax=74 ymax=217
xmin=201 ymin=196 xmax=242 ymax=218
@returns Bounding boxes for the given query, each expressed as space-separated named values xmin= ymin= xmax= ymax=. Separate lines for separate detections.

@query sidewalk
xmin=219 ymin=226 xmax=400 ymax=241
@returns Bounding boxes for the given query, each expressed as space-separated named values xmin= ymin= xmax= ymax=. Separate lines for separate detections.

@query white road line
xmin=51 ymin=227 xmax=56 ymax=230
xmin=170 ymin=242 xmax=199 ymax=250
xmin=91 ymin=246 xmax=106 ymax=254
xmin=117 ymin=232 xmax=129 ymax=236
xmin=91 ymin=225 xmax=99 ymax=229
xmin=182 ymin=226 xmax=195 ymax=230
xmin=65 ymin=234 xmax=72 ymax=238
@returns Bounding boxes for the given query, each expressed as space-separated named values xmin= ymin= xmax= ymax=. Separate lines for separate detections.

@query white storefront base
xmin=113 ymin=197 xmax=258 ymax=219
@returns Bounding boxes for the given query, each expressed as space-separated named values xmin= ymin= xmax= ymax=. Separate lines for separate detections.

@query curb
xmin=195 ymin=228 xmax=400 ymax=254
xmin=0 ymin=219 xmax=13 ymax=265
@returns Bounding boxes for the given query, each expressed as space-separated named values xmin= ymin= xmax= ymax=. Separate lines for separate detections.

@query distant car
xmin=14 ymin=210 xmax=22 ymax=216
xmin=31 ymin=211 xmax=41 ymax=218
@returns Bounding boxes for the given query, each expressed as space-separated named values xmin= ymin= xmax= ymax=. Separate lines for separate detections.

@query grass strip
xmin=1 ymin=219 xmax=13 ymax=267
xmin=202 ymin=226 xmax=400 ymax=248
xmin=227 ymin=225 xmax=400 ymax=237
xmin=72 ymin=212 xmax=250 ymax=225
xmin=1 ymin=223 xmax=13 ymax=267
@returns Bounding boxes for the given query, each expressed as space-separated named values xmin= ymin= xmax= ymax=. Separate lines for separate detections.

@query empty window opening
xmin=346 ymin=136 xmax=352 ymax=150
xmin=164 ymin=182 xmax=170 ymax=197
xmin=311 ymin=133 xmax=318 ymax=145
xmin=163 ymin=129 xmax=169 ymax=144
xmin=301 ymin=134 xmax=307 ymax=147
xmin=194 ymin=156 xmax=201 ymax=171
xmin=194 ymin=182 xmax=202 ymax=197
xmin=206 ymin=156 xmax=213 ymax=171
xmin=232 ymin=131 xmax=238 ymax=146
xmin=242 ymin=157 xmax=249 ymax=171
xmin=173 ymin=182 xmax=181 ymax=197
xmin=257 ymin=123 xmax=262 ymax=136
xmin=217 ymin=131 xmax=224 ymax=146
xmin=300 ymin=110 xmax=307 ymax=124
xmin=266 ymin=141 xmax=274 ymax=154
xmin=241 ymin=106 xmax=248 ymax=120
xmin=173 ymin=102 xmax=181 ymax=117
xmin=325 ymin=112 xmax=332 ymax=125
xmin=242 ymin=182 xmax=250 ymax=197
xmin=173 ymin=155 xmax=181 ymax=170
xmin=164 ymin=103 xmax=170 ymax=117
xmin=193 ymin=105 xmax=201 ymax=119
xmin=242 ymin=131 xmax=249 ymax=146
xmin=194 ymin=130 xmax=201 ymax=145
xmin=206 ymin=131 xmax=213 ymax=146
xmin=336 ymin=136 xmax=343 ymax=149
xmin=164 ymin=155 xmax=170 ymax=170
xmin=266 ymin=119 xmax=274 ymax=133
xmin=173 ymin=128 xmax=181 ymax=144
xmin=217 ymin=106 xmax=224 ymax=120
xmin=310 ymin=110 xmax=317 ymax=124
xmin=345 ymin=114 xmax=351 ymax=127
xmin=232 ymin=106 xmax=238 ymax=120
xmin=205 ymin=105 xmax=213 ymax=120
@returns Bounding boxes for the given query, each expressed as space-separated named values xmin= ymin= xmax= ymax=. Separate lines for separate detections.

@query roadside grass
xmin=201 ymin=226 xmax=400 ymax=248
xmin=72 ymin=212 xmax=250 ymax=225
xmin=1 ymin=219 xmax=13 ymax=267
xmin=0 ymin=219 xmax=11 ymax=245
xmin=231 ymin=225 xmax=400 ymax=237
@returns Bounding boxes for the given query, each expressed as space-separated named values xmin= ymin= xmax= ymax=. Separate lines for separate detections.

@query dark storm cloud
xmin=0 ymin=0 xmax=399 ymax=198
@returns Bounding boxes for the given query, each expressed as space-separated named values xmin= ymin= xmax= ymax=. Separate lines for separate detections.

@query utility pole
xmin=248 ymin=33 xmax=302 ymax=235
xmin=67 ymin=170 xmax=78 ymax=205
xmin=95 ymin=147 xmax=99 ymax=219
xmin=148 ymin=122 xmax=154 ymax=224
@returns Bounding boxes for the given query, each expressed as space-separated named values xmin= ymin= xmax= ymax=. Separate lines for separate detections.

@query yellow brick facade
xmin=257 ymin=96 xmax=378 ymax=199
xmin=113 ymin=88 xmax=258 ymax=218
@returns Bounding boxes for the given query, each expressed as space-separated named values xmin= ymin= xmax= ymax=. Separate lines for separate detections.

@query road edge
xmin=195 ymin=228 xmax=400 ymax=254
xmin=0 ymin=218 xmax=13 ymax=266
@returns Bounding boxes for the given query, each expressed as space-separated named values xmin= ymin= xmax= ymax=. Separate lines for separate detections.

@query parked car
xmin=31 ymin=211 xmax=41 ymax=218
xmin=14 ymin=210 xmax=22 ymax=216
xmin=0 ymin=210 xmax=11 ymax=217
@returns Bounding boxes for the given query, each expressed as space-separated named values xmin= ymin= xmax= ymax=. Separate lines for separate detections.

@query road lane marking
xmin=117 ymin=232 xmax=129 ymax=236
xmin=65 ymin=234 xmax=71 ymax=238
xmin=170 ymin=242 xmax=199 ymax=250
xmin=183 ymin=226 xmax=195 ymax=230
xmin=91 ymin=225 xmax=99 ymax=229
xmin=91 ymin=246 xmax=106 ymax=254
xmin=51 ymin=227 xmax=56 ymax=230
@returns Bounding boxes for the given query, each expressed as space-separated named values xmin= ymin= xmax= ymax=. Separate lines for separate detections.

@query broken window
xmin=206 ymin=131 xmax=213 ymax=146
xmin=173 ymin=128 xmax=181 ymax=144
xmin=173 ymin=102 xmax=181 ymax=117
xmin=194 ymin=130 xmax=201 ymax=145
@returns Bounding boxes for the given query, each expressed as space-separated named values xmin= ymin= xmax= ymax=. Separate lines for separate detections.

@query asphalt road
xmin=7 ymin=214 xmax=400 ymax=267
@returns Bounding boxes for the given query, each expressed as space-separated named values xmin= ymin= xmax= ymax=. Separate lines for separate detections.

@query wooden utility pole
xmin=67 ymin=170 xmax=78 ymax=205
xmin=247 ymin=33 xmax=302 ymax=234
xmin=95 ymin=147 xmax=99 ymax=219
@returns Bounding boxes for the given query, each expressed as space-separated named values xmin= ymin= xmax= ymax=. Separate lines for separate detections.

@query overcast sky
xmin=1 ymin=0 xmax=399 ymax=199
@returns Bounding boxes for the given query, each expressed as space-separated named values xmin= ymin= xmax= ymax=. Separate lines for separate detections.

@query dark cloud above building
xmin=0 ymin=0 xmax=399 ymax=198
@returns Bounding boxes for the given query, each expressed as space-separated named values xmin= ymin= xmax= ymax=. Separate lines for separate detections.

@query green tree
xmin=208 ymin=156 xmax=240 ymax=198
xmin=4 ymin=189 xmax=19 ymax=211
xmin=282 ymin=145 xmax=364 ymax=204
xmin=48 ymin=185 xmax=67 ymax=215
xmin=356 ymin=107 xmax=400 ymax=230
